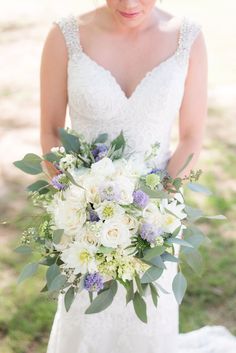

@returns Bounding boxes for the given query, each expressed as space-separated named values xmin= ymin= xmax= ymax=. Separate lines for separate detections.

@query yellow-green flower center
xmin=102 ymin=205 xmax=114 ymax=218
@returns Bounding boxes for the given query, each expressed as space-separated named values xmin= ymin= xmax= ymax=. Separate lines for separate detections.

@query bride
xmin=40 ymin=1 xmax=236 ymax=352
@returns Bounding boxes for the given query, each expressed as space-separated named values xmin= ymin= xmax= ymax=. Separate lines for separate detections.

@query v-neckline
xmin=73 ymin=15 xmax=186 ymax=101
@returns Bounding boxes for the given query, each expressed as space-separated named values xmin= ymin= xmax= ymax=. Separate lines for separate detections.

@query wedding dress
xmin=46 ymin=14 xmax=236 ymax=353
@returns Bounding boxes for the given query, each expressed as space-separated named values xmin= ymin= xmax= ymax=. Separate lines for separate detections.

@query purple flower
xmin=140 ymin=223 xmax=164 ymax=244
xmin=89 ymin=209 xmax=100 ymax=222
xmin=133 ymin=190 xmax=149 ymax=208
xmin=51 ymin=174 xmax=67 ymax=191
xmin=84 ymin=272 xmax=104 ymax=292
xmin=92 ymin=144 xmax=108 ymax=162
xmin=148 ymin=168 xmax=163 ymax=174
xmin=99 ymin=181 xmax=121 ymax=202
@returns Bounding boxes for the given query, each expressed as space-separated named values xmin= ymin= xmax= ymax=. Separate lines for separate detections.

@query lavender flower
xmin=92 ymin=144 xmax=108 ymax=162
xmin=51 ymin=174 xmax=68 ymax=191
xmin=89 ymin=209 xmax=100 ymax=222
xmin=84 ymin=272 xmax=104 ymax=292
xmin=133 ymin=190 xmax=149 ymax=208
xmin=99 ymin=181 xmax=121 ymax=202
xmin=140 ymin=222 xmax=164 ymax=244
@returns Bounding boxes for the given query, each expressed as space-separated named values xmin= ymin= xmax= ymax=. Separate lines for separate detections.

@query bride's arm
xmin=40 ymin=24 xmax=68 ymax=155
xmin=166 ymin=30 xmax=208 ymax=180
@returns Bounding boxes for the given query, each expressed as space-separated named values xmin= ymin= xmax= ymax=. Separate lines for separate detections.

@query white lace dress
xmin=46 ymin=14 xmax=236 ymax=353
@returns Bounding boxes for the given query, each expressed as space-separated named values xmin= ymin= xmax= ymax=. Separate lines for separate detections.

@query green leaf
xmin=143 ymin=255 xmax=167 ymax=269
xmin=14 ymin=245 xmax=32 ymax=254
xmin=166 ymin=237 xmax=193 ymax=248
xmin=53 ymin=229 xmax=64 ymax=244
xmin=176 ymin=153 xmax=194 ymax=176
xmin=133 ymin=291 xmax=147 ymax=323
xmin=181 ymin=248 xmax=204 ymax=275
xmin=85 ymin=280 xmax=118 ymax=314
xmin=64 ymin=286 xmax=75 ymax=311
xmin=110 ymin=130 xmax=125 ymax=153
xmin=185 ymin=205 xmax=204 ymax=222
xmin=93 ymin=133 xmax=108 ymax=144
xmin=141 ymin=266 xmax=163 ymax=284
xmin=172 ymin=272 xmax=187 ymax=304
xmin=149 ymin=283 xmax=158 ymax=307
xmin=161 ymin=252 xmax=179 ymax=263
xmin=17 ymin=262 xmax=39 ymax=284
xmin=126 ymin=280 xmax=134 ymax=304
xmin=143 ymin=246 xmax=165 ymax=261
xmin=98 ymin=245 xmax=114 ymax=254
xmin=46 ymin=264 xmax=61 ymax=288
xmin=135 ymin=273 xmax=144 ymax=296
xmin=27 ymin=180 xmax=49 ymax=193
xmin=187 ymin=182 xmax=212 ymax=196
xmin=13 ymin=153 xmax=43 ymax=175
xmin=203 ymin=215 xmax=227 ymax=220
xmin=59 ymin=128 xmax=81 ymax=153
xmin=48 ymin=274 xmax=67 ymax=292
xmin=43 ymin=152 xmax=60 ymax=163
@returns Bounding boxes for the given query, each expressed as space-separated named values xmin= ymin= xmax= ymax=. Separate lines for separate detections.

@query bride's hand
xmin=41 ymin=160 xmax=60 ymax=180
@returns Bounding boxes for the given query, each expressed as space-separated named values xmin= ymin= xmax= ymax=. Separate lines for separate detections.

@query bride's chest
xmin=67 ymin=53 xmax=188 ymax=121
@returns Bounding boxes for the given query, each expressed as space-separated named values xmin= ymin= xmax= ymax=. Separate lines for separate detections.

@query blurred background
xmin=0 ymin=1 xmax=236 ymax=352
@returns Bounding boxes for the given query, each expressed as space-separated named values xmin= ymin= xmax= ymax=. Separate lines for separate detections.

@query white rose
xmin=82 ymin=175 xmax=102 ymax=204
xmin=101 ymin=219 xmax=131 ymax=248
xmin=64 ymin=184 xmax=87 ymax=209
xmin=121 ymin=214 xmax=139 ymax=234
xmin=90 ymin=157 xmax=115 ymax=178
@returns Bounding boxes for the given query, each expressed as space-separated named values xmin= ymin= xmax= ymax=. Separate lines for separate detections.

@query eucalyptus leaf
xmin=161 ymin=252 xmax=179 ymax=263
xmin=187 ymin=182 xmax=212 ymax=196
xmin=17 ymin=262 xmax=39 ymax=284
xmin=59 ymin=128 xmax=81 ymax=153
xmin=46 ymin=263 xmax=61 ymax=288
xmin=93 ymin=133 xmax=109 ymax=144
xmin=43 ymin=152 xmax=60 ymax=163
xmin=27 ymin=180 xmax=49 ymax=193
xmin=149 ymin=283 xmax=158 ymax=307
xmin=143 ymin=246 xmax=165 ymax=261
xmin=185 ymin=205 xmax=204 ymax=222
xmin=14 ymin=245 xmax=32 ymax=254
xmin=133 ymin=291 xmax=147 ymax=323
xmin=143 ymin=255 xmax=167 ymax=269
xmin=53 ymin=229 xmax=64 ymax=244
xmin=48 ymin=274 xmax=67 ymax=292
xmin=141 ymin=266 xmax=163 ymax=284
xmin=64 ymin=286 xmax=75 ymax=311
xmin=85 ymin=280 xmax=118 ymax=314
xmin=166 ymin=237 xmax=193 ymax=248
xmin=126 ymin=280 xmax=134 ymax=304
xmin=13 ymin=153 xmax=43 ymax=175
xmin=203 ymin=215 xmax=227 ymax=220
xmin=172 ymin=272 xmax=187 ymax=304
xmin=181 ymin=248 xmax=204 ymax=275
xmin=135 ymin=273 xmax=144 ymax=296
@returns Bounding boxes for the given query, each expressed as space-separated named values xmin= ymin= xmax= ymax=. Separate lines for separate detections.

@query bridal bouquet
xmin=13 ymin=128 xmax=224 ymax=323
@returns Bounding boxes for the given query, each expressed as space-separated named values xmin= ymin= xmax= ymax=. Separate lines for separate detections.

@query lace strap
xmin=53 ymin=14 xmax=82 ymax=59
xmin=175 ymin=16 xmax=202 ymax=65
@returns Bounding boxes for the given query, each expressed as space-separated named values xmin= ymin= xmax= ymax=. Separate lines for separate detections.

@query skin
xmin=40 ymin=0 xmax=208 ymax=181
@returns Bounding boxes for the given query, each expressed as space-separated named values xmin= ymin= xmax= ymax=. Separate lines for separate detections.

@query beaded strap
xmin=53 ymin=15 xmax=82 ymax=59
xmin=176 ymin=16 xmax=202 ymax=65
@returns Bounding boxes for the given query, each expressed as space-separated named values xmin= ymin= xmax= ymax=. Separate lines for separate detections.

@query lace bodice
xmin=54 ymin=14 xmax=202 ymax=169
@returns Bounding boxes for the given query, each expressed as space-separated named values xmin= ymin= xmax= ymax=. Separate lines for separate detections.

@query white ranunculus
xmin=95 ymin=200 xmax=125 ymax=220
xmin=60 ymin=241 xmax=97 ymax=274
xmin=63 ymin=184 xmax=87 ymax=209
xmin=121 ymin=213 xmax=139 ymax=234
xmin=100 ymin=219 xmax=131 ymax=248
xmin=115 ymin=176 xmax=135 ymax=205
xmin=77 ymin=221 xmax=103 ymax=246
xmin=52 ymin=198 xmax=87 ymax=236
xmin=90 ymin=157 xmax=115 ymax=178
